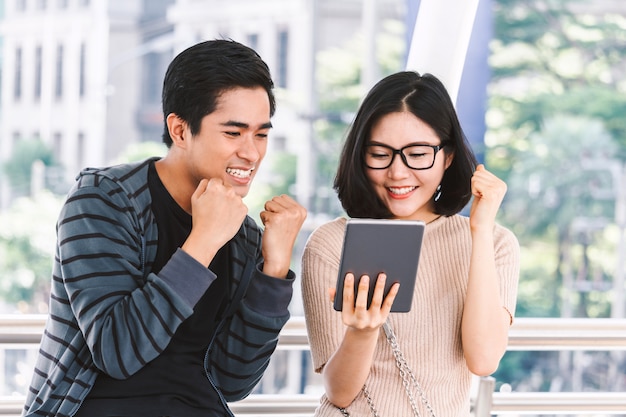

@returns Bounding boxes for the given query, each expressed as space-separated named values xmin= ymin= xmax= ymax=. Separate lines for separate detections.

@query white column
xmin=295 ymin=0 xmax=318 ymax=211
xmin=361 ymin=0 xmax=379 ymax=91
xmin=405 ymin=0 xmax=480 ymax=104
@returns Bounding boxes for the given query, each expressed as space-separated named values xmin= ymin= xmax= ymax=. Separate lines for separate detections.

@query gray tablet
xmin=334 ymin=218 xmax=425 ymax=313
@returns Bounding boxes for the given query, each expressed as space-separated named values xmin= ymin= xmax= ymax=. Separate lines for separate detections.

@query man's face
xmin=185 ymin=87 xmax=272 ymax=197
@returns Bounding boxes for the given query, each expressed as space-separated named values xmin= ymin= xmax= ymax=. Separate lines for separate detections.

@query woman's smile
xmin=386 ymin=186 xmax=417 ymax=198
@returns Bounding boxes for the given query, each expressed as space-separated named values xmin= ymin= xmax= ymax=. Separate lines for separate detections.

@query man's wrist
xmin=261 ymin=262 xmax=289 ymax=279
xmin=181 ymin=237 xmax=219 ymax=268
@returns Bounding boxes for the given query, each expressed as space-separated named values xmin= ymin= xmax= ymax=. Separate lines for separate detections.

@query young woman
xmin=301 ymin=71 xmax=519 ymax=416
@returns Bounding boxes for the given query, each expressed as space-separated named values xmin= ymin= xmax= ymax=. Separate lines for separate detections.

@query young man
xmin=23 ymin=39 xmax=307 ymax=417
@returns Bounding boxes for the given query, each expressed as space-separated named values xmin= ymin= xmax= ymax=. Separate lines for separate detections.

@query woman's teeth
xmin=388 ymin=186 xmax=416 ymax=195
xmin=226 ymin=168 xmax=253 ymax=178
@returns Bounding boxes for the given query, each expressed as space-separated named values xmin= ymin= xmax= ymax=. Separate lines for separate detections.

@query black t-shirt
xmin=76 ymin=162 xmax=230 ymax=417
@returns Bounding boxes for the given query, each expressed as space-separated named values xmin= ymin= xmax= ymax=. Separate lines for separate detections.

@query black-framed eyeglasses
xmin=365 ymin=143 xmax=444 ymax=170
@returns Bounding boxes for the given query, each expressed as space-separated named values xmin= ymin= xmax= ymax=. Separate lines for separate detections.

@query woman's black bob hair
xmin=334 ymin=71 xmax=478 ymax=219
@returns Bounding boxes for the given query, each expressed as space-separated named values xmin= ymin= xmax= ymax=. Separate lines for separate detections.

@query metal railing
xmin=1 ymin=315 xmax=626 ymax=416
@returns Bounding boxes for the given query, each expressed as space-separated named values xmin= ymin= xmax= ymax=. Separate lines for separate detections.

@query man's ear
xmin=166 ymin=113 xmax=188 ymax=148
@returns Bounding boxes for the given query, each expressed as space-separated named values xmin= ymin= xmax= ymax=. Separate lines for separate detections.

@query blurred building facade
xmin=0 ymin=0 xmax=174 ymax=205
xmin=0 ymin=0 xmax=406 ymax=210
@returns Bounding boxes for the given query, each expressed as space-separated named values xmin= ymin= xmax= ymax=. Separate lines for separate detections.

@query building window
xmin=76 ymin=132 xmax=85 ymax=169
xmin=79 ymin=43 xmax=86 ymax=97
xmin=37 ymin=0 xmax=47 ymax=10
xmin=12 ymin=132 xmax=21 ymax=150
xmin=53 ymin=132 xmax=62 ymax=163
xmin=55 ymin=44 xmax=64 ymax=99
xmin=15 ymin=0 xmax=26 ymax=12
xmin=276 ymin=29 xmax=289 ymax=88
xmin=58 ymin=0 xmax=68 ymax=8
xmin=34 ymin=46 xmax=42 ymax=100
xmin=143 ymin=52 xmax=162 ymax=103
xmin=273 ymin=135 xmax=287 ymax=152
xmin=247 ymin=33 xmax=259 ymax=51
xmin=14 ymin=47 xmax=22 ymax=100
xmin=79 ymin=0 xmax=90 ymax=6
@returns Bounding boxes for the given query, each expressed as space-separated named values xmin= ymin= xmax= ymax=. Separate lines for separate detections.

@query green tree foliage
xmin=489 ymin=0 xmax=626 ymax=393
xmin=502 ymin=115 xmax=616 ymax=318
xmin=489 ymin=0 xmax=625 ymax=318
xmin=0 ymin=191 xmax=63 ymax=312
xmin=489 ymin=0 xmax=626 ymax=177
xmin=2 ymin=138 xmax=55 ymax=197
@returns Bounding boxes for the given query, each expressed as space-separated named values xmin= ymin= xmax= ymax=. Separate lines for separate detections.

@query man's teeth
xmin=388 ymin=186 xmax=416 ymax=195
xmin=226 ymin=168 xmax=253 ymax=178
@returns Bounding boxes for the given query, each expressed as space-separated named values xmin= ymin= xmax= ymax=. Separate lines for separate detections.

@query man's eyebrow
xmin=221 ymin=120 xmax=273 ymax=129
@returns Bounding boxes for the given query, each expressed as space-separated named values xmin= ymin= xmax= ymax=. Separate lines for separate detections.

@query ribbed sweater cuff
xmin=158 ymin=248 xmax=214 ymax=307
xmin=244 ymin=265 xmax=294 ymax=317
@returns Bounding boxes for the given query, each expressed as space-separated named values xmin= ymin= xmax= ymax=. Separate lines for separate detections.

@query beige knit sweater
xmin=301 ymin=215 xmax=519 ymax=417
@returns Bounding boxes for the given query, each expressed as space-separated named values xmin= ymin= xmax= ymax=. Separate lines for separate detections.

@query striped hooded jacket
xmin=23 ymin=158 xmax=294 ymax=417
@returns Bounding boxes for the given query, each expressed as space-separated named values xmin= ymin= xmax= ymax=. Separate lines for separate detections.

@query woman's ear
xmin=444 ymin=150 xmax=455 ymax=170
xmin=166 ymin=113 xmax=188 ymax=148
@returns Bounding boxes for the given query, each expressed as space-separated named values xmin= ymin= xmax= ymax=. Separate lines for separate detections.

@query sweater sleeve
xmin=58 ymin=180 xmax=208 ymax=379
xmin=300 ymin=219 xmax=347 ymax=373
xmin=494 ymin=224 xmax=521 ymax=318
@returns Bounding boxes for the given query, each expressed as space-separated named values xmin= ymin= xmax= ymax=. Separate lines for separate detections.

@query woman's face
xmin=365 ymin=111 xmax=453 ymax=221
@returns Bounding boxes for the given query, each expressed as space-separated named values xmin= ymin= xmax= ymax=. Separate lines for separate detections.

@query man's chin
xmin=232 ymin=183 xmax=252 ymax=198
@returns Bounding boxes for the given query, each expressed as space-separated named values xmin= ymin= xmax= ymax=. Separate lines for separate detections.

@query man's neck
xmin=154 ymin=156 xmax=194 ymax=214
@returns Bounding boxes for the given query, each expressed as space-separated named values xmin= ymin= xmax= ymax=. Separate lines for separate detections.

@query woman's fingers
xmin=340 ymin=273 xmax=398 ymax=330
xmin=342 ymin=273 xmax=355 ymax=312
xmin=381 ymin=282 xmax=400 ymax=314
xmin=354 ymin=275 xmax=371 ymax=311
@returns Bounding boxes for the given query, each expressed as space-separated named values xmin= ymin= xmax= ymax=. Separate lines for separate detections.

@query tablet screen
xmin=333 ymin=218 xmax=425 ymax=313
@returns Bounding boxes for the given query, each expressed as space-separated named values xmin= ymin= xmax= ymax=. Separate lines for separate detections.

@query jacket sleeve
xmin=58 ymin=177 xmax=213 ymax=379
xmin=207 ymin=226 xmax=294 ymax=401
